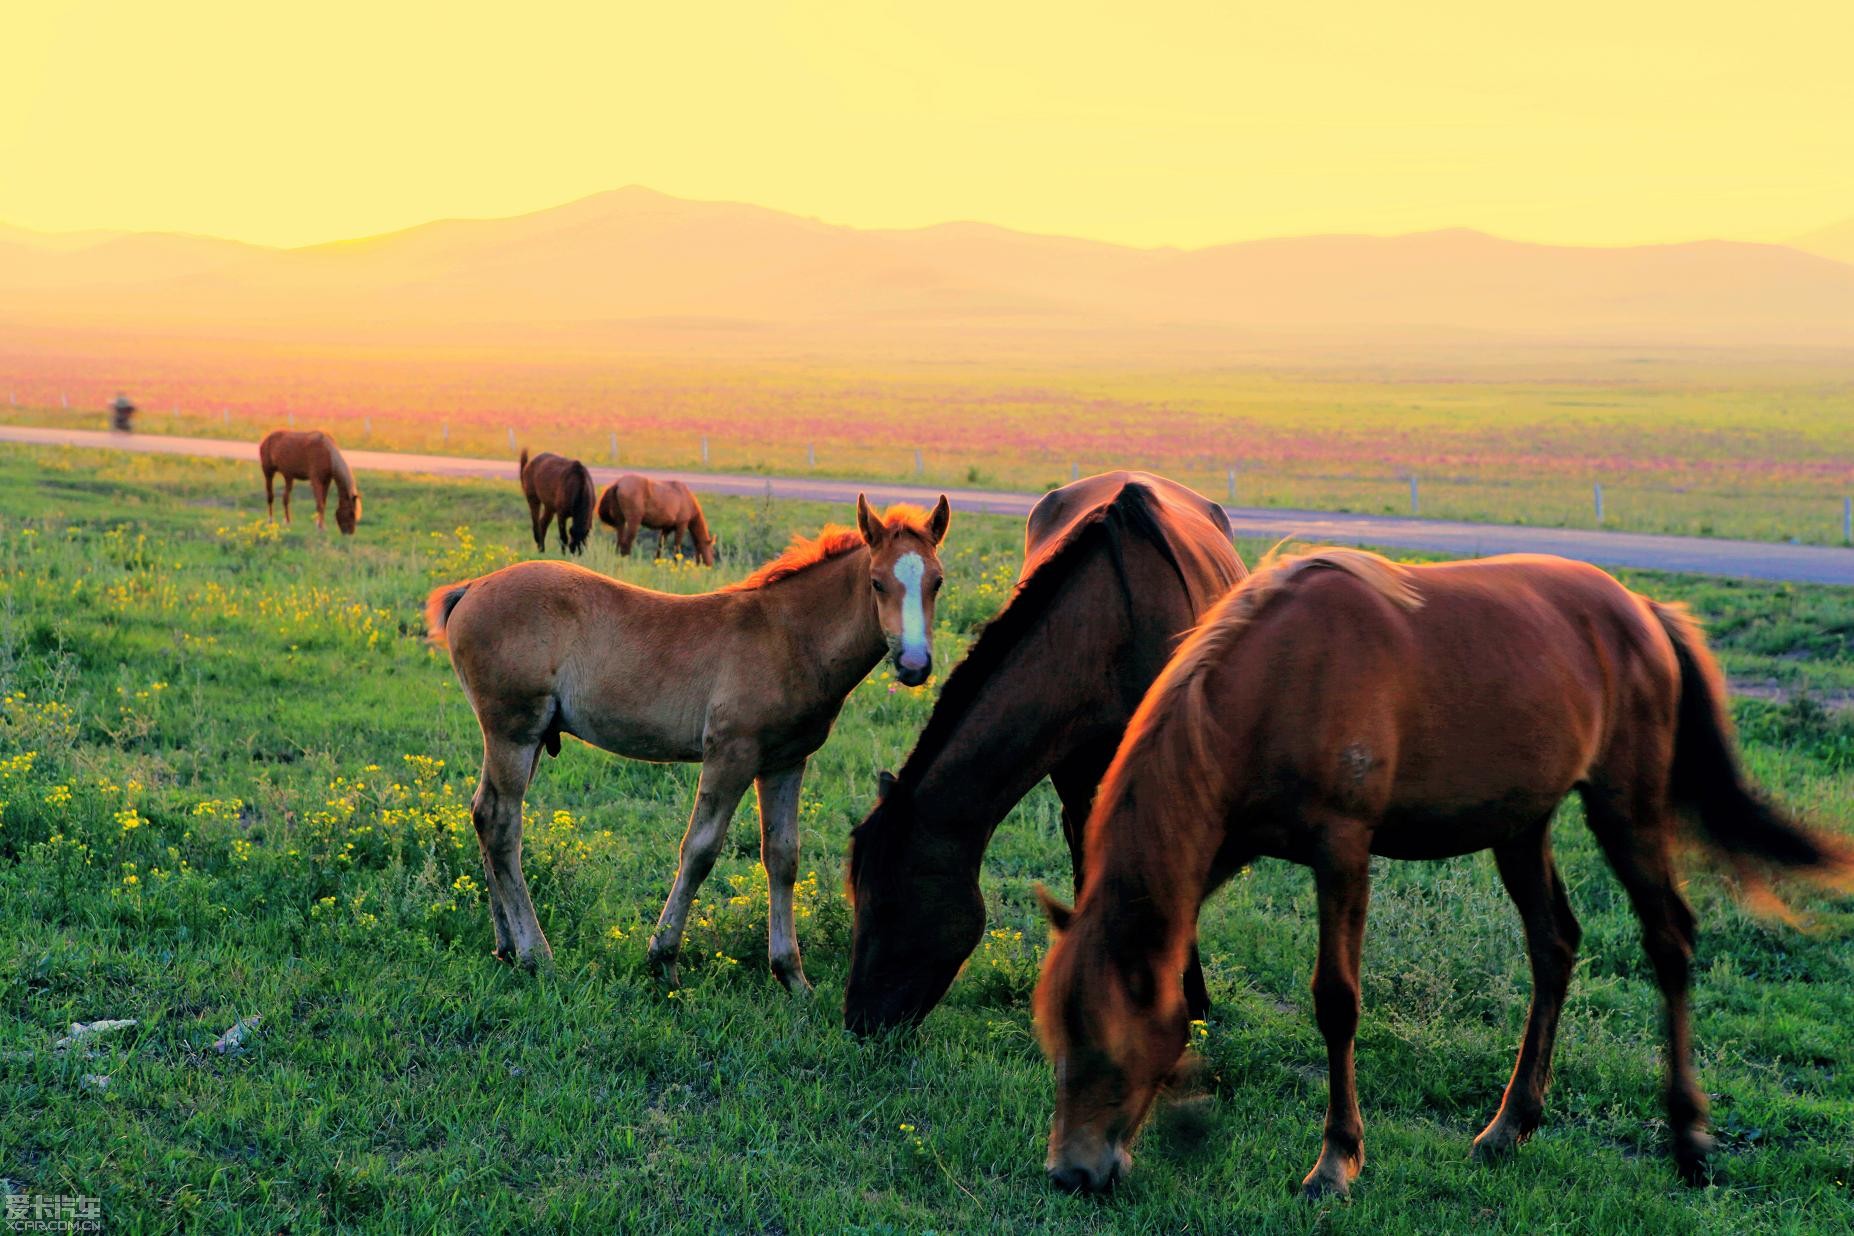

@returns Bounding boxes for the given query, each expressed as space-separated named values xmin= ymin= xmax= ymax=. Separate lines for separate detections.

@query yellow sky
xmin=3 ymin=1 xmax=1850 ymax=249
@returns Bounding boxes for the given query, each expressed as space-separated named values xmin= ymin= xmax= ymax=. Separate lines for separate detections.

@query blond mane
xmin=723 ymin=504 xmax=936 ymax=592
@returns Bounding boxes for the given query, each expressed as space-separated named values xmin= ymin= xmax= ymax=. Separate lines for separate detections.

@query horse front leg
xmin=647 ymin=740 xmax=756 ymax=987
xmin=1474 ymin=821 xmax=1582 ymax=1162
xmin=1301 ymin=822 xmax=1372 ymax=1201
xmin=756 ymin=763 xmax=811 ymax=994
xmin=311 ymin=477 xmax=330 ymax=530
xmin=529 ymin=501 xmax=549 ymax=553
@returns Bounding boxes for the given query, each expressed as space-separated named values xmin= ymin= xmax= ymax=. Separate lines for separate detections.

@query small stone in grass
xmin=212 ymin=1015 xmax=263 ymax=1055
xmin=80 ymin=1074 xmax=109 ymax=1092
xmin=55 ymin=1020 xmax=136 ymax=1051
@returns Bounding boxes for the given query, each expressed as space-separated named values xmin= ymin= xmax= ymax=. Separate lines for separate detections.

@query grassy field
xmin=5 ymin=345 xmax=1854 ymax=545
xmin=2 ymin=443 xmax=1852 ymax=1233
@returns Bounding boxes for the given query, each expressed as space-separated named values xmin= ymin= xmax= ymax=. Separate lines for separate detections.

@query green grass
xmin=2 ymin=444 xmax=1851 ymax=1233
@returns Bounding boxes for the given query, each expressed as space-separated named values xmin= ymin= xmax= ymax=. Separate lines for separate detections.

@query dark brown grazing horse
xmin=259 ymin=429 xmax=362 ymax=534
xmin=844 ymin=472 xmax=1246 ymax=1035
xmin=426 ymin=496 xmax=951 ymax=990
xmin=1036 ymin=549 xmax=1854 ymax=1197
xmin=598 ymin=474 xmax=716 ymax=565
xmin=518 ymin=448 xmax=594 ymax=555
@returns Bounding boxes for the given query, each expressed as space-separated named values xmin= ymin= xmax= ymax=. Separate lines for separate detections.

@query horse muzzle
xmin=1046 ymin=1143 xmax=1132 ymax=1194
xmin=893 ymin=648 xmax=931 ymax=687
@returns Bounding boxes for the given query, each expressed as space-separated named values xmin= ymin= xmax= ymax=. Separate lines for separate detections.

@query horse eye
xmin=931 ymin=577 xmax=943 ymax=593
xmin=871 ymin=578 xmax=885 ymax=593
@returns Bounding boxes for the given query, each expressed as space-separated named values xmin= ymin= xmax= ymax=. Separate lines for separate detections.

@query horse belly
xmin=555 ymin=666 xmax=708 ymax=764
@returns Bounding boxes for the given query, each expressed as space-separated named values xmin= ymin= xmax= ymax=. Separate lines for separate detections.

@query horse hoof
xmin=1471 ymin=1124 xmax=1527 ymax=1163
xmin=776 ymin=969 xmax=815 ymax=997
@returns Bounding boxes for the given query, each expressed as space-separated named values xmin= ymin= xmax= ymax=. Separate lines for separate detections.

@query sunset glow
xmin=4 ymin=1 xmax=1851 ymax=248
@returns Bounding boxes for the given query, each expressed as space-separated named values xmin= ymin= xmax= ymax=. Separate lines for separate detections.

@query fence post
xmin=914 ymin=449 xmax=923 ymax=476
xmin=442 ymin=423 xmax=449 ymax=445
xmin=1409 ymin=475 xmax=1419 ymax=515
xmin=1227 ymin=467 xmax=1237 ymax=503
xmin=1071 ymin=462 xmax=1080 ymax=482
xmin=61 ymin=391 xmax=68 ymax=409
xmin=610 ymin=431 xmax=619 ymax=464
xmin=701 ymin=436 xmax=710 ymax=465
xmin=363 ymin=416 xmax=371 ymax=434
xmin=288 ymin=411 xmax=295 ymax=428
xmin=1845 ymin=496 xmax=1852 ymax=544
xmin=807 ymin=443 xmax=816 ymax=468
xmin=1594 ymin=482 xmax=1604 ymax=525
xmin=507 ymin=427 xmax=517 ymax=451
xmin=222 ymin=409 xmax=230 ymax=425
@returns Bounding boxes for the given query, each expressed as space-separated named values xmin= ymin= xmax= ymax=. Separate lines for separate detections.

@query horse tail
xmin=565 ymin=462 xmax=594 ymax=554
xmin=424 ymin=581 xmax=474 ymax=647
xmin=1652 ymin=601 xmax=1854 ymax=916
xmin=518 ymin=447 xmax=529 ymax=474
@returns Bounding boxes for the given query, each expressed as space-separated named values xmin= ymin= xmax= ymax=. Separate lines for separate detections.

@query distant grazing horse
xmin=427 ymin=495 xmax=951 ymax=990
xmin=518 ymin=449 xmax=594 ymax=555
xmin=844 ymin=472 xmax=1245 ymax=1035
xmin=1035 ymin=549 xmax=1854 ymax=1197
xmin=598 ymin=474 xmax=716 ymax=565
xmin=259 ymin=429 xmax=362 ymax=534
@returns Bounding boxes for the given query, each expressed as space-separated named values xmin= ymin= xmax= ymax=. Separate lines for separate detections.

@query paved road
xmin=7 ymin=424 xmax=1854 ymax=585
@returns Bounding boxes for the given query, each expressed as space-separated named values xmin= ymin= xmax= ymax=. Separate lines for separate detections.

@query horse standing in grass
xmin=518 ymin=449 xmax=595 ymax=555
xmin=427 ymin=495 xmax=951 ymax=991
xmin=598 ymin=474 xmax=716 ymax=565
xmin=844 ymin=472 xmax=1245 ymax=1035
xmin=259 ymin=429 xmax=362 ymax=534
xmin=1035 ymin=549 xmax=1854 ymax=1197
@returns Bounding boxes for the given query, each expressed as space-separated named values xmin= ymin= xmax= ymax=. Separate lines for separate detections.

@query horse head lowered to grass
xmin=1035 ymin=549 xmax=1854 ymax=1198
xmin=844 ymin=472 xmax=1245 ymax=1035
xmin=426 ymin=493 xmax=950 ymax=991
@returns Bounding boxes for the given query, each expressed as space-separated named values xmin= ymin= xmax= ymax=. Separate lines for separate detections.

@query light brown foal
xmin=427 ymin=495 xmax=950 ymax=991
xmin=599 ymin=474 xmax=716 ymax=565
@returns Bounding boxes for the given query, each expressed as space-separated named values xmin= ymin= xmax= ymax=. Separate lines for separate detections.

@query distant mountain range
xmin=4 ymin=188 xmax=1852 ymax=350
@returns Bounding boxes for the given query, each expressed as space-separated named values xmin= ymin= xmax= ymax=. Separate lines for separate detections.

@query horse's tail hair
xmin=518 ymin=447 xmax=529 ymax=474
xmin=1652 ymin=601 xmax=1854 ymax=918
xmin=564 ymin=462 xmax=594 ymax=555
xmin=424 ymin=581 xmax=473 ymax=647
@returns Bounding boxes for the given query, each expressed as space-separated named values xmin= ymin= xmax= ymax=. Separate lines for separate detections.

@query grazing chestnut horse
xmin=598 ymin=474 xmax=716 ymax=565
xmin=518 ymin=448 xmax=594 ymax=555
xmin=844 ymin=473 xmax=1245 ymax=1035
xmin=1036 ymin=549 xmax=1853 ymax=1197
xmin=259 ymin=429 xmax=362 ymax=534
xmin=426 ymin=495 xmax=950 ymax=990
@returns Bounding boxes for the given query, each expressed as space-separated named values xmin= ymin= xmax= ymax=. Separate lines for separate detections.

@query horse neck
xmin=687 ymin=504 xmax=710 ymax=542
xmin=326 ymin=450 xmax=355 ymax=498
xmin=903 ymin=600 xmax=1132 ymax=870
xmin=753 ymin=547 xmax=884 ymax=695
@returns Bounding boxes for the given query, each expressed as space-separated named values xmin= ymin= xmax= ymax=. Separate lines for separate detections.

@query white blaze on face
xmin=894 ymin=551 xmax=928 ymax=657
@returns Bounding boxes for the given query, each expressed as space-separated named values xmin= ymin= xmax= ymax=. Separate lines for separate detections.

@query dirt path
xmin=7 ymin=424 xmax=1854 ymax=585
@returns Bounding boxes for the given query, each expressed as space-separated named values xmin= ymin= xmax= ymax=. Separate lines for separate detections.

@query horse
xmin=426 ymin=494 xmax=951 ymax=991
xmin=598 ymin=474 xmax=716 ymax=566
xmin=259 ymin=429 xmax=362 ymax=534
xmin=518 ymin=448 xmax=595 ymax=555
xmin=844 ymin=472 xmax=1246 ymax=1035
xmin=1034 ymin=549 xmax=1854 ymax=1197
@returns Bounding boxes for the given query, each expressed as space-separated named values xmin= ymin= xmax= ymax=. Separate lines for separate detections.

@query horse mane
xmin=893 ymin=481 xmax=1191 ymax=787
xmin=723 ymin=503 xmax=933 ymax=592
xmin=326 ymin=440 xmax=358 ymax=499
xmin=1088 ymin=547 xmax=1423 ymax=874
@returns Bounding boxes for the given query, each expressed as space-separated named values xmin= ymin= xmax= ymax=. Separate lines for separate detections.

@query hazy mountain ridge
xmin=5 ymin=187 xmax=1852 ymax=348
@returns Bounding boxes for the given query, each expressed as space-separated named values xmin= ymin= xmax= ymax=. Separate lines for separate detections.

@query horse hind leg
xmin=529 ymin=500 xmax=549 ymax=553
xmin=1474 ymin=819 xmax=1582 ymax=1162
xmin=1582 ymin=784 xmax=1711 ymax=1182
xmin=1300 ymin=816 xmax=1372 ymax=1201
xmin=281 ymin=476 xmax=295 ymax=524
xmin=472 ymin=730 xmax=553 ymax=970
xmin=311 ymin=476 xmax=330 ymax=530
xmin=264 ymin=468 xmax=277 ymax=520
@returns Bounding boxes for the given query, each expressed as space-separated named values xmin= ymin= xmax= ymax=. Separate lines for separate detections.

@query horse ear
xmin=856 ymin=493 xmax=885 ymax=547
xmin=928 ymin=495 xmax=951 ymax=546
xmin=1035 ymin=884 xmax=1074 ymax=934
xmin=877 ymin=769 xmax=898 ymax=797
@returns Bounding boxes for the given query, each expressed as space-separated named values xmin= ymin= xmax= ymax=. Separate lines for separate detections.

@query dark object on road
xmin=110 ymin=392 xmax=136 ymax=432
